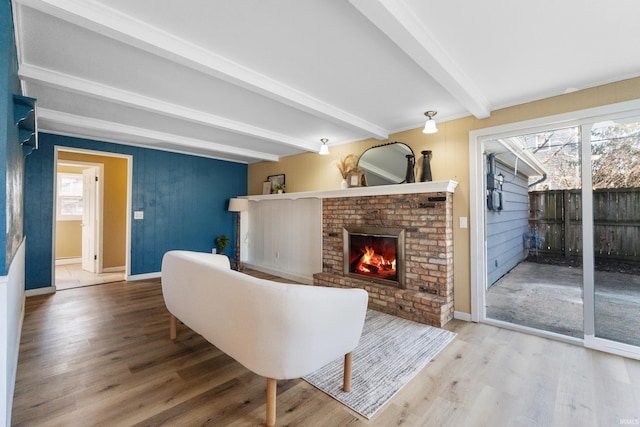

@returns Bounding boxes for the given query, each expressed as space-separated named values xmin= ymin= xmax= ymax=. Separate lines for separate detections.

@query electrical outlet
xmin=134 ymin=211 xmax=144 ymax=220
xmin=459 ymin=217 xmax=468 ymax=228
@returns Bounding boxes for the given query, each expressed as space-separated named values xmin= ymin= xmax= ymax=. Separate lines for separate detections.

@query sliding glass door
xmin=588 ymin=117 xmax=640 ymax=349
xmin=478 ymin=106 xmax=640 ymax=358
xmin=484 ymin=126 xmax=584 ymax=340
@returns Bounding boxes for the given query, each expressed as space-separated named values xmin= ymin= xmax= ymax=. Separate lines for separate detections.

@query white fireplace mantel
xmin=246 ymin=180 xmax=458 ymax=201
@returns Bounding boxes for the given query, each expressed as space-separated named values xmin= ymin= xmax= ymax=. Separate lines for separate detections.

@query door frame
xmin=52 ymin=147 xmax=133 ymax=286
xmin=469 ymin=98 xmax=640 ymax=359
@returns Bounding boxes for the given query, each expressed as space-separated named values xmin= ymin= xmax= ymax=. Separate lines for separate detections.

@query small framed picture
xmin=347 ymin=171 xmax=364 ymax=188
xmin=267 ymin=174 xmax=285 ymax=192
xmin=262 ymin=181 xmax=272 ymax=195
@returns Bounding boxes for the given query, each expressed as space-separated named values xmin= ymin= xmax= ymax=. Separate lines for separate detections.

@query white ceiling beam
xmin=20 ymin=64 xmax=318 ymax=152
xmin=37 ymin=109 xmax=280 ymax=162
xmin=349 ymin=0 xmax=491 ymax=119
xmin=15 ymin=0 xmax=390 ymax=140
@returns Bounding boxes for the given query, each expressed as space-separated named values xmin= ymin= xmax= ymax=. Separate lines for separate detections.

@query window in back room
xmin=57 ymin=172 xmax=83 ymax=220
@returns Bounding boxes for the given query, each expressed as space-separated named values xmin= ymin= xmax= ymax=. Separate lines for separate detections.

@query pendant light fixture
xmin=422 ymin=111 xmax=438 ymax=134
xmin=319 ymin=138 xmax=330 ymax=155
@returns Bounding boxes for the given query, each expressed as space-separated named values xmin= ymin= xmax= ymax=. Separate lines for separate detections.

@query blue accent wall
xmin=1 ymin=0 xmax=24 ymax=275
xmin=24 ymin=133 xmax=247 ymax=290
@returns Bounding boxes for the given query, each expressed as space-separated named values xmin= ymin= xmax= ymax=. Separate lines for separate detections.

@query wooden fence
xmin=528 ymin=188 xmax=640 ymax=261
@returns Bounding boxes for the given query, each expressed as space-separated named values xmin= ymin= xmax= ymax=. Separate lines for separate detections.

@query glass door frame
xmin=469 ymin=99 xmax=640 ymax=360
xmin=581 ymin=120 xmax=640 ymax=359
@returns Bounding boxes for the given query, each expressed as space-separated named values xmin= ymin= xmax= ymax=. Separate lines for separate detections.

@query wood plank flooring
xmin=12 ymin=274 xmax=640 ymax=426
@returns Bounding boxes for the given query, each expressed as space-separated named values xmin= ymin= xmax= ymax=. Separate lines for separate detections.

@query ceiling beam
xmin=349 ymin=0 xmax=491 ymax=119
xmin=37 ymin=109 xmax=281 ymax=162
xmin=15 ymin=0 xmax=390 ymax=140
xmin=20 ymin=64 xmax=319 ymax=152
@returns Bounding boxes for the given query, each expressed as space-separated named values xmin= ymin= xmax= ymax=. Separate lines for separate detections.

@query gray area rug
xmin=302 ymin=310 xmax=457 ymax=419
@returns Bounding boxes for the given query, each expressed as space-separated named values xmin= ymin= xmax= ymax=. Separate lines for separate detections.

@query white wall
xmin=0 ymin=238 xmax=25 ymax=426
xmin=246 ymin=198 xmax=322 ymax=283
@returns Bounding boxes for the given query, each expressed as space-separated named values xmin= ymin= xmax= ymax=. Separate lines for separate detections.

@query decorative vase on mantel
xmin=405 ymin=154 xmax=416 ymax=183
xmin=341 ymin=178 xmax=348 ymax=189
xmin=419 ymin=150 xmax=433 ymax=182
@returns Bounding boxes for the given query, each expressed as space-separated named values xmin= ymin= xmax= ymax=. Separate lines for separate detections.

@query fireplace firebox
xmin=343 ymin=227 xmax=405 ymax=288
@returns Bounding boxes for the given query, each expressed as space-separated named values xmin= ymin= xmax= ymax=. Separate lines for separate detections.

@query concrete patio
xmin=486 ymin=261 xmax=640 ymax=347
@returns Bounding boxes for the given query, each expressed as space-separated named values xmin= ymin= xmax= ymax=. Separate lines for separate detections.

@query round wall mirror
xmin=358 ymin=142 xmax=414 ymax=186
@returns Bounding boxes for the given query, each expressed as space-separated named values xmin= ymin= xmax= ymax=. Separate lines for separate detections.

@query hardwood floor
xmin=12 ymin=275 xmax=640 ymax=426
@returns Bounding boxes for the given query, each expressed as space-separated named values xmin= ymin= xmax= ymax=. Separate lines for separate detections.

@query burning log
xmin=350 ymin=252 xmax=365 ymax=271
xmin=362 ymin=264 xmax=379 ymax=274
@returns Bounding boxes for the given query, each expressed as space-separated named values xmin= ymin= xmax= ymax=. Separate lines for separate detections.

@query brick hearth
xmin=313 ymin=191 xmax=454 ymax=327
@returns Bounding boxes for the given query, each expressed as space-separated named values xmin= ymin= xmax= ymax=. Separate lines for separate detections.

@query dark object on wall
xmin=13 ymin=94 xmax=38 ymax=156
xmin=419 ymin=150 xmax=432 ymax=182
xmin=405 ymin=154 xmax=415 ymax=183
xmin=486 ymin=154 xmax=504 ymax=211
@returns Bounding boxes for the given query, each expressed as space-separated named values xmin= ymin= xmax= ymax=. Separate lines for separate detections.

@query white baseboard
xmin=242 ymin=263 xmax=314 ymax=285
xmin=102 ymin=266 xmax=125 ymax=273
xmin=126 ymin=272 xmax=161 ymax=281
xmin=55 ymin=257 xmax=81 ymax=265
xmin=25 ymin=286 xmax=56 ymax=297
xmin=454 ymin=311 xmax=472 ymax=322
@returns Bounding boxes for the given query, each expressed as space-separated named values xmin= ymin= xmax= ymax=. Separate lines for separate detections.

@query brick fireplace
xmin=313 ymin=188 xmax=455 ymax=327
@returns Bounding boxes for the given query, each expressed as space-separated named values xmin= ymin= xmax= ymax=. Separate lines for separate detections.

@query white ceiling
xmin=12 ymin=0 xmax=640 ymax=164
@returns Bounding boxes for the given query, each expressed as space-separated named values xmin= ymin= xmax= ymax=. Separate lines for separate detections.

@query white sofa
xmin=161 ymin=250 xmax=368 ymax=426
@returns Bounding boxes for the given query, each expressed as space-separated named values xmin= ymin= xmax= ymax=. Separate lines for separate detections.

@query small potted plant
xmin=273 ymin=183 xmax=286 ymax=194
xmin=215 ymin=235 xmax=229 ymax=255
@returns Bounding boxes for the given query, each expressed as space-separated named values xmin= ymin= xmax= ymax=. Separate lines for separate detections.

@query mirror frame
xmin=357 ymin=141 xmax=415 ymax=186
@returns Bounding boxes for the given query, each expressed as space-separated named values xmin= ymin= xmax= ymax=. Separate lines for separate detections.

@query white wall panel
xmin=1 ymin=238 xmax=25 ymax=426
xmin=246 ymin=198 xmax=322 ymax=282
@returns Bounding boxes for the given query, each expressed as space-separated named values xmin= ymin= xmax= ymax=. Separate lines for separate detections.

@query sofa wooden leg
xmin=343 ymin=352 xmax=353 ymax=392
xmin=169 ymin=314 xmax=177 ymax=340
xmin=266 ymin=378 xmax=277 ymax=426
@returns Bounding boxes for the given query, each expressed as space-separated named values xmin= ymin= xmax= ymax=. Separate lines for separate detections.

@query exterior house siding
xmin=486 ymin=161 xmax=530 ymax=287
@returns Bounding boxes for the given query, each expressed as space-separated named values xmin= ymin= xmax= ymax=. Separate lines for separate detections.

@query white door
xmin=81 ymin=167 xmax=98 ymax=272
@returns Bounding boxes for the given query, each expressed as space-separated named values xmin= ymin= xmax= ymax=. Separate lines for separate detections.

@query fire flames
xmin=356 ymin=246 xmax=396 ymax=275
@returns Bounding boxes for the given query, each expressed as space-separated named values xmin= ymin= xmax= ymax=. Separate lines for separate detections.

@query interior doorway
xmin=53 ymin=148 xmax=131 ymax=290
